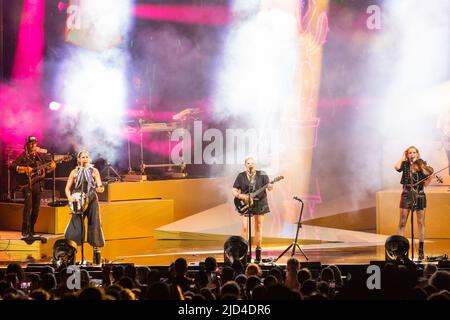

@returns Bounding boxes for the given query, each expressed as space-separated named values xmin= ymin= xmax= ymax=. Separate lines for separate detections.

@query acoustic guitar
xmin=17 ymin=154 xmax=73 ymax=190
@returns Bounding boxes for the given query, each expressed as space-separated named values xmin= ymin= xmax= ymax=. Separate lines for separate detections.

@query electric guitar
xmin=234 ymin=176 xmax=284 ymax=215
xmin=17 ymin=154 xmax=73 ymax=190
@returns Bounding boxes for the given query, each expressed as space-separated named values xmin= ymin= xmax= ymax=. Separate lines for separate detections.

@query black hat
xmin=26 ymin=136 xmax=37 ymax=145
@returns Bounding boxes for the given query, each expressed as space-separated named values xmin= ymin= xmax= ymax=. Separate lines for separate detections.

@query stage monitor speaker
xmin=385 ymin=235 xmax=409 ymax=261
xmin=224 ymin=236 xmax=248 ymax=266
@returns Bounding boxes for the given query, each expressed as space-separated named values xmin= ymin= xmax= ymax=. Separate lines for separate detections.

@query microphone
xmin=293 ymin=196 xmax=303 ymax=203
xmin=249 ymin=166 xmax=253 ymax=174
xmin=36 ymin=147 xmax=48 ymax=154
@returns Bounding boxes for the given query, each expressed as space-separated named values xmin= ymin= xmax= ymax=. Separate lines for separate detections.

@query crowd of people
xmin=0 ymin=257 xmax=449 ymax=301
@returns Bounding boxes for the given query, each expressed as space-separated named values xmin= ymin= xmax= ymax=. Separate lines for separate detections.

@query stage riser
xmin=99 ymin=178 xmax=227 ymax=220
xmin=0 ymin=240 xmax=40 ymax=251
xmin=304 ymin=207 xmax=376 ymax=232
xmin=0 ymin=203 xmax=64 ymax=234
xmin=101 ymin=200 xmax=174 ymax=240
xmin=0 ymin=200 xmax=174 ymax=240
xmin=376 ymin=189 xmax=450 ymax=238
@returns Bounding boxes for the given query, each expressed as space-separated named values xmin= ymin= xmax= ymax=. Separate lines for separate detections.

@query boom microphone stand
xmin=274 ymin=196 xmax=308 ymax=262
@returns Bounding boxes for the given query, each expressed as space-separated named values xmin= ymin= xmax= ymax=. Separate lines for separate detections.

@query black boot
xmin=418 ymin=242 xmax=424 ymax=260
xmin=22 ymin=224 xmax=29 ymax=237
xmin=255 ymin=247 xmax=261 ymax=264
xmin=93 ymin=247 xmax=101 ymax=265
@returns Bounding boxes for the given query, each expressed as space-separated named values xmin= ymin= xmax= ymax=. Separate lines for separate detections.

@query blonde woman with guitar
xmin=232 ymin=156 xmax=283 ymax=263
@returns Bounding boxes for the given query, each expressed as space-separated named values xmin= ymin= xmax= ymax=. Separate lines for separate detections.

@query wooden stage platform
xmin=0 ymin=178 xmax=227 ymax=237
xmin=1 ymin=230 xmax=449 ymax=267
xmin=377 ymin=187 xmax=450 ymax=238
xmin=0 ymin=179 xmax=449 ymax=267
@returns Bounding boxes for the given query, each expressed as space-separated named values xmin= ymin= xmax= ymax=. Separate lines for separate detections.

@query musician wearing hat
xmin=10 ymin=136 xmax=56 ymax=237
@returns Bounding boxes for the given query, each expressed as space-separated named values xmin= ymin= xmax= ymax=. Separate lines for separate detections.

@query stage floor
xmin=1 ymin=231 xmax=449 ymax=267
xmin=96 ymin=237 xmax=450 ymax=266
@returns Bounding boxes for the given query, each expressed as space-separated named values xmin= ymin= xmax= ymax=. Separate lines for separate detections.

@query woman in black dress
xmin=232 ymin=156 xmax=273 ymax=263
xmin=395 ymin=146 xmax=433 ymax=260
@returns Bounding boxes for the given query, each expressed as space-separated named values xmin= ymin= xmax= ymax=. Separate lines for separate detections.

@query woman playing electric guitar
xmin=232 ymin=156 xmax=275 ymax=263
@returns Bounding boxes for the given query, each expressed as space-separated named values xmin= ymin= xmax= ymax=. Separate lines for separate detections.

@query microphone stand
xmin=48 ymin=153 xmax=59 ymax=207
xmin=247 ymin=171 xmax=255 ymax=263
xmin=52 ymin=153 xmax=56 ymax=204
xmin=274 ymin=197 xmax=308 ymax=262
xmin=407 ymin=160 xmax=418 ymax=261
xmin=77 ymin=169 xmax=87 ymax=266
xmin=48 ymin=153 xmax=68 ymax=207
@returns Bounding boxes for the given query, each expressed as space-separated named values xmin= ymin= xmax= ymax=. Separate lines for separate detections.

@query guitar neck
xmin=34 ymin=158 xmax=65 ymax=171
xmin=250 ymin=181 xmax=276 ymax=198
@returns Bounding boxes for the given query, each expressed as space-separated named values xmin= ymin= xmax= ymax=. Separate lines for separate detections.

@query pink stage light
xmin=57 ymin=1 xmax=66 ymax=12
xmin=0 ymin=0 xmax=45 ymax=148
xmin=49 ymin=101 xmax=62 ymax=111
xmin=12 ymin=0 xmax=45 ymax=80
xmin=134 ymin=4 xmax=231 ymax=26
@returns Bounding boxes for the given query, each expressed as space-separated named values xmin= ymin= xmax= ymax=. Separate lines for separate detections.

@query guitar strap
xmin=246 ymin=171 xmax=256 ymax=191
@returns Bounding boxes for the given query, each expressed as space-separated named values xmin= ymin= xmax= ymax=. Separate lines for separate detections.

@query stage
xmin=1 ymin=179 xmax=449 ymax=268
xmin=2 ymin=230 xmax=450 ymax=267
xmin=1 ymin=0 xmax=450 ymax=274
